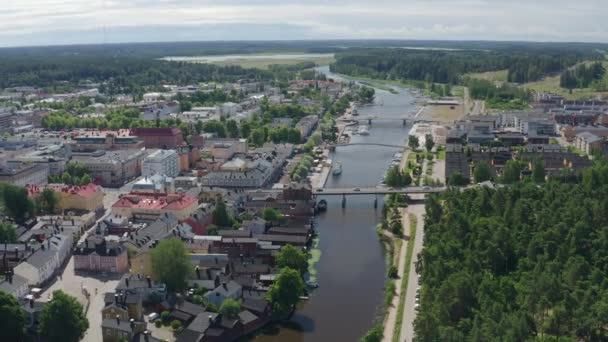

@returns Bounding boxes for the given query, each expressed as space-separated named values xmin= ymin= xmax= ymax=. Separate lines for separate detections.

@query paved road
xmin=399 ymin=201 xmax=425 ymax=342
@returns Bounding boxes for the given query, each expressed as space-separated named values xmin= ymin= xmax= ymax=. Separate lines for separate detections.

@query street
xmin=399 ymin=201 xmax=425 ymax=342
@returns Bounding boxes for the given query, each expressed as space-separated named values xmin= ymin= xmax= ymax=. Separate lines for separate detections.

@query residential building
xmin=26 ymin=183 xmax=105 ymax=213
xmin=111 ymin=192 xmax=198 ymax=221
xmin=143 ymin=149 xmax=180 ymax=177
xmin=560 ymin=125 xmax=608 ymax=142
xmin=101 ymin=317 xmax=146 ymax=342
xmin=73 ymin=236 xmax=129 ymax=273
xmin=131 ymin=174 xmax=175 ymax=194
xmin=102 ymin=291 xmax=144 ymax=321
xmin=0 ymin=273 xmax=29 ymax=298
xmin=141 ymin=101 xmax=180 ymax=121
xmin=203 ymin=138 xmax=248 ymax=161
xmin=295 ymin=115 xmax=319 ymax=139
xmin=115 ymin=273 xmax=167 ymax=297
xmin=71 ymin=149 xmax=145 ymax=187
xmin=130 ymin=128 xmax=184 ymax=149
xmin=71 ymin=134 xmax=143 ymax=152
xmin=575 ymin=132 xmax=604 ymax=155
xmin=204 ymin=281 xmax=243 ymax=308
xmin=0 ymin=108 xmax=15 ymax=132
xmin=0 ymin=163 xmax=49 ymax=186
xmin=14 ymin=235 xmax=72 ymax=286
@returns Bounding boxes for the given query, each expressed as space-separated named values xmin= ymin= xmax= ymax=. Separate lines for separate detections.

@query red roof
xmin=130 ymin=128 xmax=182 ymax=137
xmin=112 ymin=192 xmax=197 ymax=211
xmin=26 ymin=183 xmax=102 ymax=199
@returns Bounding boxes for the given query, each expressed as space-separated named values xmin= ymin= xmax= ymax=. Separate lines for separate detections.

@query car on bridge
xmin=353 ymin=187 xmax=360 ymax=191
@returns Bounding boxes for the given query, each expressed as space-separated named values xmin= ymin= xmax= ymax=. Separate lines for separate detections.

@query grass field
xmin=212 ymin=56 xmax=335 ymax=69
xmin=392 ymin=213 xmax=417 ymax=342
xmin=465 ymin=69 xmax=508 ymax=83
xmin=522 ymin=60 xmax=608 ymax=100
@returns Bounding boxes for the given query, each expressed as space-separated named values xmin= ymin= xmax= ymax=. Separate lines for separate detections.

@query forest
xmin=330 ymin=47 xmax=603 ymax=85
xmin=465 ymin=78 xmax=531 ymax=110
xmin=415 ymin=161 xmax=608 ymax=341
xmin=560 ymin=62 xmax=606 ymax=89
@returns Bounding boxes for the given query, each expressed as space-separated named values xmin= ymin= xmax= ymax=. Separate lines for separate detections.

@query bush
xmin=170 ymin=320 xmax=182 ymax=331
xmin=154 ymin=320 xmax=162 ymax=328
xmin=160 ymin=310 xmax=170 ymax=324
xmin=388 ymin=265 xmax=399 ymax=279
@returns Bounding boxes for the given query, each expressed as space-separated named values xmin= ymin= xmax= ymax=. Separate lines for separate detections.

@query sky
xmin=1 ymin=0 xmax=607 ymax=47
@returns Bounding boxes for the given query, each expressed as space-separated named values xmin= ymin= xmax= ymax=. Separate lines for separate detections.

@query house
xmin=176 ymin=312 xmax=219 ymax=342
xmin=204 ymin=281 xmax=242 ymax=308
xmin=101 ymin=317 xmax=146 ymax=342
xmin=575 ymin=132 xmax=604 ymax=155
xmin=71 ymin=149 xmax=145 ymax=187
xmin=111 ymin=192 xmax=199 ymax=221
xmin=167 ymin=300 xmax=207 ymax=323
xmin=26 ymin=183 xmax=105 ymax=214
xmin=0 ymin=272 xmax=29 ymax=298
xmin=115 ymin=273 xmax=167 ymax=297
xmin=143 ymin=150 xmax=180 ymax=178
xmin=130 ymin=128 xmax=184 ymax=149
xmin=102 ymin=291 xmax=144 ymax=321
xmin=14 ymin=235 xmax=71 ymax=286
xmin=73 ymin=236 xmax=129 ymax=273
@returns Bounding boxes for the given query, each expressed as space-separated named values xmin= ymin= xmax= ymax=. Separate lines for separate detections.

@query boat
xmin=358 ymin=125 xmax=370 ymax=135
xmin=351 ymin=105 xmax=359 ymax=116
xmin=332 ymin=162 xmax=343 ymax=176
xmin=316 ymin=199 xmax=328 ymax=212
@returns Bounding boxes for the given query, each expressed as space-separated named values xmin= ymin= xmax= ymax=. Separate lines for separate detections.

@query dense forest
xmin=465 ymin=78 xmax=531 ymax=109
xmin=330 ymin=47 xmax=603 ymax=85
xmin=560 ymin=62 xmax=606 ymax=89
xmin=415 ymin=161 xmax=608 ymax=341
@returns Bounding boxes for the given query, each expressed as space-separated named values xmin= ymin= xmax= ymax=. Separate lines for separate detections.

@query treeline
xmin=560 ymin=62 xmax=606 ymax=89
xmin=416 ymin=161 xmax=608 ymax=341
xmin=330 ymin=47 xmax=600 ymax=84
xmin=0 ymin=56 xmax=278 ymax=93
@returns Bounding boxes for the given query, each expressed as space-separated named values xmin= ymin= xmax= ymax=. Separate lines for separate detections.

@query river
xmin=251 ymin=66 xmax=417 ymax=342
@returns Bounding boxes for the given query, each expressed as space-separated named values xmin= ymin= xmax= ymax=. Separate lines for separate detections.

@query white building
xmin=220 ymin=102 xmax=240 ymax=117
xmin=143 ymin=92 xmax=164 ymax=103
xmin=143 ymin=149 xmax=180 ymax=177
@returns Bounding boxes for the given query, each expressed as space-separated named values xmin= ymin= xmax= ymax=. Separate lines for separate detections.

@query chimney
xmin=125 ymin=278 xmax=129 ymax=288
xmin=116 ymin=315 xmax=120 ymax=325
xmin=144 ymin=331 xmax=150 ymax=342
xmin=146 ymin=276 xmax=152 ymax=288
xmin=41 ymin=244 xmax=45 ymax=251
xmin=214 ymin=257 xmax=218 ymax=264
xmin=29 ymin=299 xmax=34 ymax=308
xmin=222 ymin=282 xmax=227 ymax=290
xmin=208 ymin=315 xmax=214 ymax=324
xmin=195 ymin=266 xmax=200 ymax=279
xmin=130 ymin=318 xmax=135 ymax=331
xmin=205 ymin=269 xmax=211 ymax=280
xmin=14 ymin=247 xmax=19 ymax=260
xmin=114 ymin=294 xmax=119 ymax=304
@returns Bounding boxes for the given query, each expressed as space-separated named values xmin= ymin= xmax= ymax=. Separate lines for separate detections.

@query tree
xmin=61 ymin=172 xmax=72 ymax=184
xmin=0 ymin=223 xmax=17 ymax=244
xmin=212 ymin=200 xmax=234 ymax=227
xmin=0 ymin=184 xmax=34 ymax=222
xmin=170 ymin=320 xmax=182 ymax=331
xmin=226 ymin=120 xmax=239 ymax=138
xmin=361 ymin=325 xmax=383 ymax=342
xmin=425 ymin=134 xmax=435 ymax=152
xmin=38 ymin=188 xmax=60 ymax=214
xmin=501 ymin=160 xmax=522 ymax=184
xmin=149 ymin=238 xmax=192 ymax=293
xmin=276 ymin=245 xmax=308 ymax=276
xmin=532 ymin=160 xmax=546 ymax=183
xmin=219 ymin=298 xmax=241 ymax=319
xmin=266 ymin=267 xmax=304 ymax=318
xmin=408 ymin=135 xmax=420 ymax=150
xmin=262 ymin=208 xmax=282 ymax=223
xmin=80 ymin=174 xmax=92 ymax=185
xmin=39 ymin=290 xmax=89 ymax=342
xmin=473 ymin=161 xmax=492 ymax=183
xmin=0 ymin=290 xmax=25 ymax=341
xmin=448 ymin=171 xmax=468 ymax=186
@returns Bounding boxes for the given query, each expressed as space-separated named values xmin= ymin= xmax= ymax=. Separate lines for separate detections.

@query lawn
xmin=465 ymin=69 xmax=508 ymax=83
xmin=212 ymin=56 xmax=335 ymax=69
xmin=392 ymin=213 xmax=417 ymax=342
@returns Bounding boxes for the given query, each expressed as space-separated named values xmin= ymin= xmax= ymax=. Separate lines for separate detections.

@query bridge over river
xmin=328 ymin=142 xmax=405 ymax=150
xmin=314 ymin=186 xmax=446 ymax=208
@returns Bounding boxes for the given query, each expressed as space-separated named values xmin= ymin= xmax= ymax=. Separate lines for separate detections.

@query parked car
xmin=147 ymin=313 xmax=159 ymax=322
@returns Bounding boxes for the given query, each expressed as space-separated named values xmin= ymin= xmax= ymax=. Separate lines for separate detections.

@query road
xmin=399 ymin=201 xmax=425 ymax=342
xmin=464 ymin=87 xmax=485 ymax=116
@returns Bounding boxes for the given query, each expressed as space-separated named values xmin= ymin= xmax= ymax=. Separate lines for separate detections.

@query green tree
xmin=149 ymin=238 xmax=192 ymax=293
xmin=276 ymin=244 xmax=308 ymax=276
xmin=0 ymin=290 xmax=25 ymax=341
xmin=448 ymin=171 xmax=468 ymax=186
xmin=266 ymin=267 xmax=304 ymax=318
xmin=170 ymin=320 xmax=182 ymax=331
xmin=425 ymin=134 xmax=435 ymax=152
xmin=226 ymin=120 xmax=239 ymax=138
xmin=80 ymin=174 xmax=92 ymax=185
xmin=408 ymin=135 xmax=420 ymax=150
xmin=532 ymin=160 xmax=546 ymax=183
xmin=0 ymin=222 xmax=17 ymax=244
xmin=361 ymin=325 xmax=383 ymax=342
xmin=39 ymin=290 xmax=89 ymax=342
xmin=219 ymin=298 xmax=241 ymax=319
xmin=501 ymin=160 xmax=522 ymax=184
xmin=38 ymin=188 xmax=60 ymax=214
xmin=262 ymin=208 xmax=282 ymax=223
xmin=0 ymin=184 xmax=34 ymax=222
xmin=212 ymin=200 xmax=234 ymax=227
xmin=61 ymin=172 xmax=72 ymax=184
xmin=473 ymin=161 xmax=492 ymax=183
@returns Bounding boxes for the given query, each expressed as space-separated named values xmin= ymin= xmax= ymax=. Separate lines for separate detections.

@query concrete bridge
xmin=314 ymin=186 xmax=446 ymax=208
xmin=328 ymin=143 xmax=405 ymax=150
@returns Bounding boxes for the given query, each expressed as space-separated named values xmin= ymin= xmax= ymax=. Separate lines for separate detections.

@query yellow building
xmin=27 ymin=183 xmax=105 ymax=213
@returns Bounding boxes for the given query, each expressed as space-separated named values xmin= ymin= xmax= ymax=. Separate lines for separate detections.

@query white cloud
xmin=0 ymin=0 xmax=607 ymax=46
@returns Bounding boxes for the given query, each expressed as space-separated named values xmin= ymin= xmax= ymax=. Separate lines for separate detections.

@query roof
xmin=254 ymin=234 xmax=307 ymax=244
xmin=26 ymin=183 xmax=102 ymax=199
xmin=184 ymin=312 xmax=219 ymax=333
xmin=25 ymin=246 xmax=57 ymax=269
xmin=206 ymin=281 xmax=241 ymax=299
xmin=131 ymin=128 xmax=182 ymax=137
xmin=112 ymin=193 xmax=197 ymax=211
xmin=174 ymin=300 xmax=206 ymax=316
xmin=101 ymin=319 xmax=134 ymax=333
xmin=238 ymin=310 xmax=259 ymax=325
xmin=0 ymin=273 xmax=28 ymax=294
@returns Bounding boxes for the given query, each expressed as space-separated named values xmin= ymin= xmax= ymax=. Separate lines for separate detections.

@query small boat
xmin=316 ymin=199 xmax=328 ymax=212
xmin=358 ymin=125 xmax=370 ymax=135
xmin=306 ymin=281 xmax=319 ymax=288
xmin=352 ymin=106 xmax=359 ymax=116
xmin=332 ymin=162 xmax=342 ymax=176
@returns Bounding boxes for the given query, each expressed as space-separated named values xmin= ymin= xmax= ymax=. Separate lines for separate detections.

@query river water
xmin=252 ymin=67 xmax=416 ymax=342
